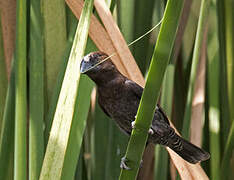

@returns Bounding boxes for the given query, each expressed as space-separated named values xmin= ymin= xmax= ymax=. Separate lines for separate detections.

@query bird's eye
xmin=91 ymin=62 xmax=96 ymax=67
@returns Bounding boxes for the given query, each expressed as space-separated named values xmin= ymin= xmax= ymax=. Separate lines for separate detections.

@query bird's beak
xmin=80 ymin=59 xmax=92 ymax=74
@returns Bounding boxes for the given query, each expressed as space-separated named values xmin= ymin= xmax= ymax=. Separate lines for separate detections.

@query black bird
xmin=80 ymin=51 xmax=210 ymax=168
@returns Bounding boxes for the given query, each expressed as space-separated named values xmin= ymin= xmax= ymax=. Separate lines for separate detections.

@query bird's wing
xmin=125 ymin=79 xmax=170 ymax=125
xmin=124 ymin=79 xmax=143 ymax=99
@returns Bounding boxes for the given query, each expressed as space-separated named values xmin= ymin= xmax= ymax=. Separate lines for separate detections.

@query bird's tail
xmin=168 ymin=134 xmax=210 ymax=164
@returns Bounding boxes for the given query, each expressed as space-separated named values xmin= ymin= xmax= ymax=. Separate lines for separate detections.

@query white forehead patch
xmin=83 ymin=55 xmax=90 ymax=62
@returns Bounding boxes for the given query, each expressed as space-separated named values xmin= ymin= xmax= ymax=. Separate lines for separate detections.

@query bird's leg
xmin=132 ymin=118 xmax=154 ymax=135
xmin=120 ymin=156 xmax=131 ymax=170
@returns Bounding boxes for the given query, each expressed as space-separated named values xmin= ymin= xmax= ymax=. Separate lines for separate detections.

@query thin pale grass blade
xmin=119 ymin=0 xmax=184 ymax=179
xmin=39 ymin=0 xmax=94 ymax=179
xmin=0 ymin=59 xmax=15 ymax=180
xmin=29 ymin=0 xmax=44 ymax=179
xmin=14 ymin=0 xmax=27 ymax=178
xmin=0 ymin=0 xmax=16 ymax=80
xmin=42 ymin=0 xmax=67 ymax=107
xmin=182 ymin=0 xmax=211 ymax=138
xmin=155 ymin=65 xmax=175 ymax=180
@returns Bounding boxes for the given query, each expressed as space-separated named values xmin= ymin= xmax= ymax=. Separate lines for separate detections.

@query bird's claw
xmin=120 ymin=157 xmax=131 ymax=170
xmin=148 ymin=128 xmax=154 ymax=135
xmin=131 ymin=121 xmax=136 ymax=129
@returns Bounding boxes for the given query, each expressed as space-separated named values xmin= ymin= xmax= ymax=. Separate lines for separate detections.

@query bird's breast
xmin=98 ymin=87 xmax=139 ymax=133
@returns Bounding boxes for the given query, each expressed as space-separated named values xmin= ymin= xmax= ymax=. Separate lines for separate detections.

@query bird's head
xmin=80 ymin=51 xmax=118 ymax=73
xmin=80 ymin=51 xmax=120 ymax=84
